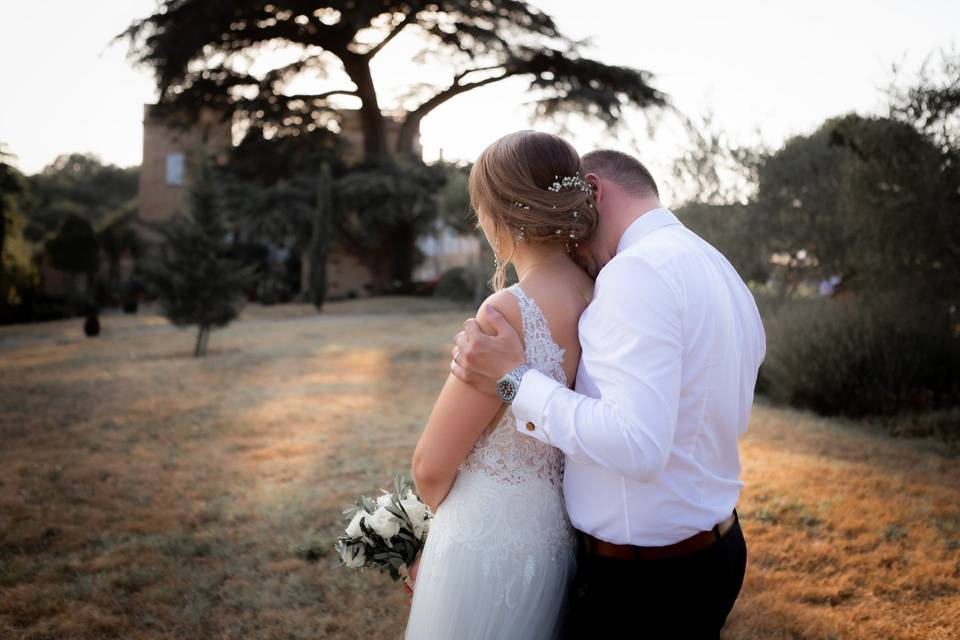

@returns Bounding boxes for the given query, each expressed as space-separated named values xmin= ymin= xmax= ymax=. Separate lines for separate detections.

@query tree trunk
xmin=389 ymin=220 xmax=418 ymax=292
xmin=194 ymin=325 xmax=209 ymax=357
xmin=299 ymin=251 xmax=311 ymax=302
xmin=342 ymin=56 xmax=424 ymax=290
xmin=108 ymin=255 xmax=120 ymax=305
xmin=395 ymin=115 xmax=423 ymax=158
xmin=342 ymin=55 xmax=388 ymax=158
xmin=308 ymin=162 xmax=333 ymax=309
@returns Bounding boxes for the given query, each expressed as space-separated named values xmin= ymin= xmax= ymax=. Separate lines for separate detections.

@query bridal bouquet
xmin=333 ymin=474 xmax=432 ymax=588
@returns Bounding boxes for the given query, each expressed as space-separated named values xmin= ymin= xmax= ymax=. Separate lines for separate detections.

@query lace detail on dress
xmin=456 ymin=284 xmax=568 ymax=488
xmin=508 ymin=284 xmax=567 ymax=387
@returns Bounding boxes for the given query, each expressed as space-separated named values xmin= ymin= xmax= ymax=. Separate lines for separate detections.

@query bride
xmin=404 ymin=130 xmax=597 ymax=639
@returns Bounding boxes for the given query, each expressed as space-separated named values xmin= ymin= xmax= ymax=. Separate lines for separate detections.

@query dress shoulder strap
xmin=505 ymin=284 xmax=567 ymax=386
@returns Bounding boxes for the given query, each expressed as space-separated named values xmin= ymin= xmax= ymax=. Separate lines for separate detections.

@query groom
xmin=450 ymin=149 xmax=766 ymax=639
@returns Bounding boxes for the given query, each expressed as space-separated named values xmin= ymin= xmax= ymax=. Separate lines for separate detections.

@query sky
xmin=1 ymin=0 xmax=957 ymax=204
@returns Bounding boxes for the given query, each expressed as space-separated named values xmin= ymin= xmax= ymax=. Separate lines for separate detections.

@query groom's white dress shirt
xmin=511 ymin=207 xmax=766 ymax=546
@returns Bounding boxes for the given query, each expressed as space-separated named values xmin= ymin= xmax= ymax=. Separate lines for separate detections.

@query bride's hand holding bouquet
xmin=333 ymin=475 xmax=432 ymax=593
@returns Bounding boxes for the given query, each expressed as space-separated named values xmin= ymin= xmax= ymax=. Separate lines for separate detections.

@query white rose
xmin=340 ymin=543 xmax=366 ymax=568
xmin=376 ymin=492 xmax=394 ymax=508
xmin=345 ymin=510 xmax=368 ymax=539
xmin=368 ymin=506 xmax=401 ymax=541
xmin=400 ymin=498 xmax=430 ymax=539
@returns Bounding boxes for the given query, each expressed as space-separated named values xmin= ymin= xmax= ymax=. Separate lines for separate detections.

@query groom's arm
xmin=456 ymin=255 xmax=683 ymax=482
xmin=517 ymin=256 xmax=682 ymax=481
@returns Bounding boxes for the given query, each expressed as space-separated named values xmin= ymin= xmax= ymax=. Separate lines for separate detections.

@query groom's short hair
xmin=582 ymin=150 xmax=659 ymax=198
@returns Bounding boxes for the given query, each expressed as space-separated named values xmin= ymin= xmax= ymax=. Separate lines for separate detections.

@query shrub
xmin=759 ymin=296 xmax=960 ymax=418
xmin=432 ymin=266 xmax=473 ymax=302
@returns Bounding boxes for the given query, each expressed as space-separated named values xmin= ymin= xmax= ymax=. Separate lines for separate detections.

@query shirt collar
xmin=616 ymin=207 xmax=683 ymax=255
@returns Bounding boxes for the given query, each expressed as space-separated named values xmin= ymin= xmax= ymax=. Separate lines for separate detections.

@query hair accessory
xmin=512 ymin=201 xmax=531 ymax=210
xmin=547 ymin=174 xmax=591 ymax=194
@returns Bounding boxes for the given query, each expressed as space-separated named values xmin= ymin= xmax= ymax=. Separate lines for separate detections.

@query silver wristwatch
xmin=497 ymin=363 xmax=531 ymax=403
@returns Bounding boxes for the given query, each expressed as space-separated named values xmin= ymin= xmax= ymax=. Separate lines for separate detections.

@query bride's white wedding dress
xmin=405 ymin=284 xmax=578 ymax=640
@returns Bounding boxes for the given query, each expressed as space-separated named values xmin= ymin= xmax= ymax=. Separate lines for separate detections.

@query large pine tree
xmin=140 ymin=155 xmax=259 ymax=357
xmin=117 ymin=1 xmax=669 ymax=289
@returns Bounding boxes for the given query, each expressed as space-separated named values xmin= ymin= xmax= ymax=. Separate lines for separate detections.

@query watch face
xmin=498 ymin=379 xmax=516 ymax=401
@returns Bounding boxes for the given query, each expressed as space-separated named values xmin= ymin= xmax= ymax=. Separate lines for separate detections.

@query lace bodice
xmin=457 ymin=284 xmax=568 ymax=487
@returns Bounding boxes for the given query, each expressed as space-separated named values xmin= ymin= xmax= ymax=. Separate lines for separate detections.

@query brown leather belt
xmin=579 ymin=510 xmax=738 ymax=562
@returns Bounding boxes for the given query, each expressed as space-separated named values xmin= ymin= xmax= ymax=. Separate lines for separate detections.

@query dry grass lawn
xmin=1 ymin=298 xmax=957 ymax=640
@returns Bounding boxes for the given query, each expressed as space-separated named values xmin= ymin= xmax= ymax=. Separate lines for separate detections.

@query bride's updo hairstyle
xmin=469 ymin=130 xmax=599 ymax=290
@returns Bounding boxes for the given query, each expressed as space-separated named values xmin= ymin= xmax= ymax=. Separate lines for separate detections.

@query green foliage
xmin=673 ymin=58 xmax=960 ymax=424
xmin=0 ymin=144 xmax=26 ymax=256
xmin=888 ymin=48 xmax=960 ymax=155
xmin=24 ymin=153 xmax=138 ymax=239
xmin=759 ymin=296 xmax=960 ymax=418
xmin=336 ymin=158 xmax=444 ymax=247
xmin=216 ymin=127 xmax=344 ymax=305
xmin=671 ymin=112 xmax=765 ymax=207
xmin=336 ymin=158 xmax=445 ymax=290
xmin=117 ymin=1 xmax=667 ymax=156
xmin=435 ymin=162 xmax=473 ymax=236
xmin=44 ymin=214 xmax=100 ymax=276
xmin=753 ymin=114 xmax=959 ymax=301
xmin=432 ymin=266 xmax=473 ymax=302
xmin=118 ymin=1 xmax=668 ymax=287
xmin=676 ymin=202 xmax=767 ymax=284
xmin=139 ymin=156 xmax=259 ymax=357
xmin=670 ymin=114 xmax=769 ymax=285
xmin=227 ymin=126 xmax=342 ymax=186
xmin=0 ymin=145 xmax=29 ymax=311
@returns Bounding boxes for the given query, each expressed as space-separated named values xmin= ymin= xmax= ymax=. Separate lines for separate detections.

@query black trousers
xmin=562 ymin=515 xmax=747 ymax=639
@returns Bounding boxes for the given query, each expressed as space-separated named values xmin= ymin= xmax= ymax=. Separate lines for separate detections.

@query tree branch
xmin=409 ymin=66 xmax=515 ymax=121
xmin=395 ymin=66 xmax=517 ymax=154
xmin=451 ymin=65 xmax=509 ymax=85
xmin=283 ymin=89 xmax=359 ymax=103
xmin=363 ymin=14 xmax=410 ymax=59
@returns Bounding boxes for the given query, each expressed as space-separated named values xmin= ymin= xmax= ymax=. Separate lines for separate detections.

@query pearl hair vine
xmin=510 ymin=173 xmax=593 ymax=211
xmin=507 ymin=173 xmax=593 ymax=245
xmin=547 ymin=174 xmax=592 ymax=194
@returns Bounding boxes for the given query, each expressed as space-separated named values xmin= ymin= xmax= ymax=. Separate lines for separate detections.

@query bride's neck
xmin=511 ymin=244 xmax=572 ymax=281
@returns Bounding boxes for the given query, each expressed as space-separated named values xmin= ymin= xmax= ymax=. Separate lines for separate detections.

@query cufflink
xmin=525 ymin=422 xmax=536 ymax=431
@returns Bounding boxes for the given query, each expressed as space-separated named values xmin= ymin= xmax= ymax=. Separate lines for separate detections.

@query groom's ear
xmin=584 ymin=172 xmax=603 ymax=205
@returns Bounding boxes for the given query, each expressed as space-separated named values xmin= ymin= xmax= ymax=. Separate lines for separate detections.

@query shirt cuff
xmin=511 ymin=369 xmax=563 ymax=444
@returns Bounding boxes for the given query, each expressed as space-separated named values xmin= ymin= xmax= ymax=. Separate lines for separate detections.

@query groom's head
xmin=577 ymin=150 xmax=661 ymax=278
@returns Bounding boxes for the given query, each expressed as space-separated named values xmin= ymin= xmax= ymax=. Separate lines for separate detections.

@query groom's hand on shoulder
xmin=450 ymin=292 xmax=525 ymax=398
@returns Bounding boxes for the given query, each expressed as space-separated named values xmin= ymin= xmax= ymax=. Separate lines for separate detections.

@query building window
xmin=166 ymin=153 xmax=184 ymax=186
